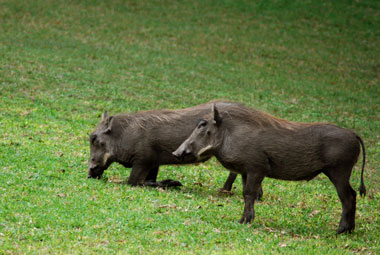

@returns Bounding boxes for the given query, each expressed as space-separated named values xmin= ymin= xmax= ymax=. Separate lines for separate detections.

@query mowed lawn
xmin=1 ymin=0 xmax=379 ymax=254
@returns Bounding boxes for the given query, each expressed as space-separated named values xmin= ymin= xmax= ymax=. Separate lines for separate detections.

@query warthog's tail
xmin=356 ymin=134 xmax=366 ymax=197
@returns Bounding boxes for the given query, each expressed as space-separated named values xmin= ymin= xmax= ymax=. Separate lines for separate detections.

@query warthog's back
xmin=113 ymin=101 xmax=243 ymax=165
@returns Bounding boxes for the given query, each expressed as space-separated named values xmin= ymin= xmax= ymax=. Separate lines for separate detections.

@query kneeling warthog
xmin=173 ymin=103 xmax=366 ymax=234
xmin=88 ymin=101 xmax=259 ymax=193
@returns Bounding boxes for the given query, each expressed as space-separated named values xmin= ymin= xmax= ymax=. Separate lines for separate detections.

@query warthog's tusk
xmin=103 ymin=153 xmax=111 ymax=165
xmin=197 ymin=145 xmax=212 ymax=158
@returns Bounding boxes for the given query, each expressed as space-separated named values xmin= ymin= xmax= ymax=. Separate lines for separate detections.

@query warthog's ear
xmin=212 ymin=104 xmax=222 ymax=126
xmin=103 ymin=116 xmax=114 ymax=134
xmin=101 ymin=111 xmax=108 ymax=121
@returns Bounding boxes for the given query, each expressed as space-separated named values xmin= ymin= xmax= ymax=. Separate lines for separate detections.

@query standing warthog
xmin=173 ymin=103 xmax=366 ymax=234
xmin=88 ymin=101 xmax=255 ymax=191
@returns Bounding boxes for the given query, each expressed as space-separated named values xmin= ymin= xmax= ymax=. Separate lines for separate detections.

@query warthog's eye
xmin=198 ymin=120 xmax=207 ymax=129
xmin=90 ymin=134 xmax=97 ymax=144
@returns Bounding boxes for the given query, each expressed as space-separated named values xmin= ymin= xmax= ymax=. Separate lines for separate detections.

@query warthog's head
xmin=88 ymin=111 xmax=116 ymax=179
xmin=173 ymin=104 xmax=222 ymax=160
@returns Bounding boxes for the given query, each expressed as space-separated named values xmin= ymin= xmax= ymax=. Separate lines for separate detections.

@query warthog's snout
xmin=172 ymin=143 xmax=192 ymax=160
xmin=87 ymin=163 xmax=104 ymax=179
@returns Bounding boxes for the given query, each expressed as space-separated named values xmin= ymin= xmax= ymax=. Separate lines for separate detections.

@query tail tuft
xmin=359 ymin=183 xmax=366 ymax=197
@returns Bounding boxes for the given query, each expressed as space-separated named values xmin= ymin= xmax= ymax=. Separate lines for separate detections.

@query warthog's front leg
xmin=220 ymin=172 xmax=238 ymax=192
xmin=221 ymin=172 xmax=264 ymax=200
xmin=128 ymin=163 xmax=152 ymax=186
xmin=239 ymin=173 xmax=264 ymax=224
xmin=131 ymin=166 xmax=182 ymax=188
xmin=145 ymin=166 xmax=159 ymax=183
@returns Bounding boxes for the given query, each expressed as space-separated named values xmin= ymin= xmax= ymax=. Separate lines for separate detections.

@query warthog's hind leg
xmin=324 ymin=166 xmax=356 ymax=234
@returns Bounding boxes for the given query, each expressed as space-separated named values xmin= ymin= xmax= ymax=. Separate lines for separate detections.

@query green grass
xmin=1 ymin=0 xmax=379 ymax=253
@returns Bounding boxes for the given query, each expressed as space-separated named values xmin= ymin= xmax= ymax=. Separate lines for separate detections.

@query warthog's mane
xmin=115 ymin=110 xmax=183 ymax=130
xmin=111 ymin=101 xmax=315 ymax=131
xmin=219 ymin=104 xmax=315 ymax=130
xmin=115 ymin=101 xmax=232 ymax=130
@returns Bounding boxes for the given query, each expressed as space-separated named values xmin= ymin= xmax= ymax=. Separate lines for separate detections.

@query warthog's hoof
xmin=158 ymin=179 xmax=183 ymax=188
xmin=219 ymin=188 xmax=234 ymax=194
xmin=336 ymin=222 xmax=355 ymax=235
xmin=239 ymin=210 xmax=255 ymax=224
xmin=144 ymin=179 xmax=183 ymax=188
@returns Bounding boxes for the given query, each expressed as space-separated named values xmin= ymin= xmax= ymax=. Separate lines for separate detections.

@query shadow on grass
xmin=92 ymin=175 xmax=362 ymax=236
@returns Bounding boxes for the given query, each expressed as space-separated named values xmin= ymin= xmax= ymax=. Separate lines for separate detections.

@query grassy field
xmin=1 ymin=0 xmax=379 ymax=254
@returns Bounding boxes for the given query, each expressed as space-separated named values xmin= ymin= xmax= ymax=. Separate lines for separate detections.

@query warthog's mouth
xmin=87 ymin=173 xmax=103 ymax=179
xmin=87 ymin=167 xmax=105 ymax=179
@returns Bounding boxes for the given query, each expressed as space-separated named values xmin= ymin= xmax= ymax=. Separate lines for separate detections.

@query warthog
xmin=88 ymin=101 xmax=253 ymax=191
xmin=173 ymin=103 xmax=366 ymax=234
